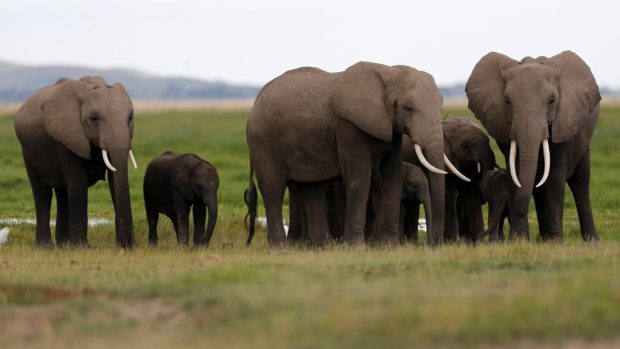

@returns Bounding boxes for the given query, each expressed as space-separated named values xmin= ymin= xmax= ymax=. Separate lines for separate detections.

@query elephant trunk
xmin=108 ymin=146 xmax=134 ymax=248
xmin=481 ymin=146 xmax=496 ymax=176
xmin=509 ymin=110 xmax=548 ymax=238
xmin=204 ymin=193 xmax=218 ymax=246
xmin=421 ymin=192 xmax=432 ymax=239
xmin=411 ymin=126 xmax=445 ymax=246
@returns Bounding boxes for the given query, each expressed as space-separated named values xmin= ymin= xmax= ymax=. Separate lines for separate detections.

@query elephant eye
xmin=504 ymin=96 xmax=510 ymax=106
xmin=89 ymin=113 xmax=99 ymax=122
xmin=549 ymin=95 xmax=556 ymax=104
xmin=403 ymin=105 xmax=414 ymax=113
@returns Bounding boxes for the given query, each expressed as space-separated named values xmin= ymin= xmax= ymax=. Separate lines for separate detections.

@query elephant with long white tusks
xmin=466 ymin=51 xmax=601 ymax=242
xmin=245 ymin=62 xmax=449 ymax=247
xmin=14 ymin=76 xmax=138 ymax=248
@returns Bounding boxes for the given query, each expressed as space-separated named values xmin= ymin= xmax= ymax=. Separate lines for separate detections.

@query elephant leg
xmin=301 ymin=182 xmax=330 ymax=246
xmin=146 ymin=205 xmax=160 ymax=246
xmin=461 ymin=187 xmax=484 ymax=243
xmin=399 ymin=201 xmax=408 ymax=242
xmin=404 ymin=201 xmax=420 ymax=245
xmin=327 ymin=182 xmax=346 ymax=242
xmin=66 ymin=182 xmax=88 ymax=246
xmin=203 ymin=192 xmax=218 ymax=247
xmin=374 ymin=144 xmax=403 ymax=245
xmin=567 ymin=151 xmax=598 ymax=241
xmin=57 ymin=146 xmax=89 ymax=246
xmin=287 ymin=183 xmax=306 ymax=243
xmin=166 ymin=213 xmax=178 ymax=237
xmin=255 ymin=168 xmax=287 ymax=246
xmin=54 ymin=187 xmax=69 ymax=246
xmin=364 ymin=195 xmax=377 ymax=243
xmin=456 ymin=194 xmax=467 ymax=242
xmin=192 ymin=202 xmax=206 ymax=246
xmin=499 ymin=207 xmax=508 ymax=242
xmin=508 ymin=186 xmax=530 ymax=241
xmin=486 ymin=203 xmax=502 ymax=243
xmin=532 ymin=174 xmax=566 ymax=243
xmin=172 ymin=194 xmax=191 ymax=247
xmin=340 ymin=158 xmax=372 ymax=245
xmin=444 ymin=182 xmax=459 ymax=243
xmin=24 ymin=161 xmax=53 ymax=247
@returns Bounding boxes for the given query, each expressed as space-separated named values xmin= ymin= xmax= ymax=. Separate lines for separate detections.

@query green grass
xmin=1 ymin=107 xmax=619 ymax=348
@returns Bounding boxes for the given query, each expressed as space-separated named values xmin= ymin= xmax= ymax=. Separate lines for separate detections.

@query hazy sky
xmin=1 ymin=0 xmax=618 ymax=87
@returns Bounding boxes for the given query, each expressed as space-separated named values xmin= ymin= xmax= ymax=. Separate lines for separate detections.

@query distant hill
xmin=1 ymin=60 xmax=618 ymax=102
xmin=439 ymin=83 xmax=466 ymax=98
xmin=0 ymin=61 xmax=261 ymax=101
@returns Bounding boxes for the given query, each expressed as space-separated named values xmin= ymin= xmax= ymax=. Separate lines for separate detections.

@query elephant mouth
xmin=508 ymin=138 xmax=550 ymax=188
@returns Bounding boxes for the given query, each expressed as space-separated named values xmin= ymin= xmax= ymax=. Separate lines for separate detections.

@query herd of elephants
xmin=13 ymin=50 xmax=602 ymax=248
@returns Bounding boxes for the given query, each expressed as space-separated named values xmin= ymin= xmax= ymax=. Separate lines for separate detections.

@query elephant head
xmin=41 ymin=76 xmax=136 ymax=247
xmin=442 ymin=116 xmax=496 ymax=182
xmin=172 ymin=154 xmax=220 ymax=245
xmin=466 ymin=51 xmax=600 ymax=220
xmin=331 ymin=62 xmax=455 ymax=244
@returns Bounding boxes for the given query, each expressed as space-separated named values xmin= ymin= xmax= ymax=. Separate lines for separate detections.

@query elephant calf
xmin=400 ymin=162 xmax=431 ymax=244
xmin=144 ymin=151 xmax=219 ymax=247
xmin=480 ymin=169 xmax=511 ymax=243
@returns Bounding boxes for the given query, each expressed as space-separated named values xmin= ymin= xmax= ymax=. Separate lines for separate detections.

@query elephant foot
xmin=268 ymin=240 xmax=288 ymax=248
xmin=582 ymin=232 xmax=600 ymax=243
xmin=65 ymin=241 xmax=91 ymax=249
xmin=194 ymin=241 xmax=209 ymax=248
xmin=443 ymin=232 xmax=458 ymax=244
xmin=537 ymin=231 xmax=563 ymax=243
xmin=35 ymin=240 xmax=54 ymax=249
xmin=508 ymin=229 xmax=530 ymax=242
xmin=344 ymin=227 xmax=365 ymax=246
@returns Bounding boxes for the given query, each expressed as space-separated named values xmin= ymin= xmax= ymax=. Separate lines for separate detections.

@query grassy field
xmin=0 ymin=106 xmax=619 ymax=348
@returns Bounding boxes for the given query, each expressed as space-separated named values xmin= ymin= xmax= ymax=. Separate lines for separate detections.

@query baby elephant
xmin=144 ymin=151 xmax=219 ymax=246
xmin=480 ymin=169 xmax=511 ymax=242
xmin=400 ymin=162 xmax=431 ymax=244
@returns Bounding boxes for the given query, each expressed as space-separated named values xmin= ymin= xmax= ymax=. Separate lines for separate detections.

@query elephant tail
xmin=244 ymin=164 xmax=258 ymax=245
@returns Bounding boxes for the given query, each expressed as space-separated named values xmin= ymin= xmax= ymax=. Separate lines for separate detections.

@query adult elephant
xmin=245 ymin=62 xmax=461 ymax=246
xmin=466 ymin=51 xmax=600 ymax=241
xmin=15 ymin=76 xmax=137 ymax=248
xmin=403 ymin=116 xmax=496 ymax=243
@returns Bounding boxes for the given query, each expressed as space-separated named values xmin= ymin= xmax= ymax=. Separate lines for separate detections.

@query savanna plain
xmin=1 ymin=105 xmax=619 ymax=349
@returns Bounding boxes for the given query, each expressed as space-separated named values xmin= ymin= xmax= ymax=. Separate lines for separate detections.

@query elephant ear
xmin=42 ymin=80 xmax=92 ymax=159
xmin=171 ymin=155 xmax=197 ymax=201
xmin=544 ymin=51 xmax=601 ymax=143
xmin=441 ymin=118 xmax=459 ymax=164
xmin=466 ymin=52 xmax=519 ymax=145
xmin=331 ymin=62 xmax=393 ymax=142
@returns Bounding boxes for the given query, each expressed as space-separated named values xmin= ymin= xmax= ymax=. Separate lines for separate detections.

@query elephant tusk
xmin=477 ymin=162 xmax=481 ymax=174
xmin=102 ymin=149 xmax=117 ymax=172
xmin=444 ymin=155 xmax=471 ymax=182
xmin=509 ymin=140 xmax=521 ymax=188
xmin=536 ymin=139 xmax=550 ymax=188
xmin=414 ymin=143 xmax=447 ymax=175
xmin=128 ymin=150 xmax=138 ymax=169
